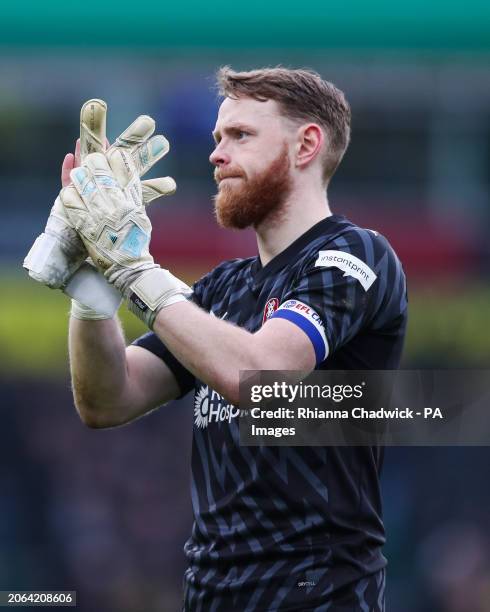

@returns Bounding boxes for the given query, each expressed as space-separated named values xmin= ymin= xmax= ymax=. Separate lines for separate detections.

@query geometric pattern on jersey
xmin=133 ymin=214 xmax=407 ymax=611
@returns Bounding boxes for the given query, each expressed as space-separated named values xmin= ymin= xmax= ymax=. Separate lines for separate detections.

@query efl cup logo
xmin=262 ymin=297 xmax=279 ymax=324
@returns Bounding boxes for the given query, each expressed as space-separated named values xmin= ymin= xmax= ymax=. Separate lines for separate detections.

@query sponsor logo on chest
xmin=194 ymin=385 xmax=247 ymax=429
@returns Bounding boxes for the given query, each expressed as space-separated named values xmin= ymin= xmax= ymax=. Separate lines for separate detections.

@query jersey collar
xmin=250 ymin=214 xmax=346 ymax=289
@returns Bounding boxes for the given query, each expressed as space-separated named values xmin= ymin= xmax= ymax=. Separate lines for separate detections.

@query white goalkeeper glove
xmin=23 ymin=101 xmax=176 ymax=318
xmin=61 ymin=141 xmax=190 ymax=329
xmin=24 ymin=99 xmax=106 ymax=292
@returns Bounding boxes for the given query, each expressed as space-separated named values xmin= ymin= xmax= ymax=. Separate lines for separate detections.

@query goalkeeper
xmin=25 ymin=68 xmax=407 ymax=611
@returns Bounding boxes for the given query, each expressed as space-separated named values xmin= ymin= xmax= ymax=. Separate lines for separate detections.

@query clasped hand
xmin=61 ymin=117 xmax=191 ymax=329
xmin=61 ymin=145 xmax=155 ymax=294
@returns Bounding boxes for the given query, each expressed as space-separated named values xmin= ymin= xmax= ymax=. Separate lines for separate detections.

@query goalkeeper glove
xmin=61 ymin=143 xmax=190 ymax=329
xmin=24 ymin=99 xmax=107 ymax=291
xmin=23 ymin=101 xmax=176 ymax=316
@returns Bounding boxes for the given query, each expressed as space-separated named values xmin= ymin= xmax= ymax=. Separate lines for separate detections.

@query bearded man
xmin=25 ymin=67 xmax=407 ymax=611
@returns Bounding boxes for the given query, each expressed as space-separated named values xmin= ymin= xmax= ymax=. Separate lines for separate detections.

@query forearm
xmin=153 ymin=301 xmax=260 ymax=404
xmin=68 ymin=316 xmax=128 ymax=425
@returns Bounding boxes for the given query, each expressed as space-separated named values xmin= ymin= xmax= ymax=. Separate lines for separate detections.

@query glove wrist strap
xmin=126 ymin=267 xmax=191 ymax=328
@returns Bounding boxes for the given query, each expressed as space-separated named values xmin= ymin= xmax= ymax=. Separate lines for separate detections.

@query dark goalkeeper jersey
xmin=134 ymin=214 xmax=408 ymax=611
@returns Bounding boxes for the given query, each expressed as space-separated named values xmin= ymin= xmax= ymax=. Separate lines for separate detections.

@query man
xmin=25 ymin=67 xmax=407 ymax=611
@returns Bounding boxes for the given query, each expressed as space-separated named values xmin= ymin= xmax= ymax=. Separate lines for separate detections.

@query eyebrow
xmin=212 ymin=123 xmax=256 ymax=143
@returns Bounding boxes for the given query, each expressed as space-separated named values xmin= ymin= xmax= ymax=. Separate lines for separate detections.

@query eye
xmin=236 ymin=130 xmax=249 ymax=140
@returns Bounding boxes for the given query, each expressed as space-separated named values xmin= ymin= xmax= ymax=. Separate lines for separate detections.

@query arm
xmin=69 ymin=317 xmax=181 ymax=428
xmin=59 ymin=130 xmax=317 ymax=408
xmin=25 ymin=105 xmax=182 ymax=427
xmin=153 ymin=300 xmax=317 ymax=406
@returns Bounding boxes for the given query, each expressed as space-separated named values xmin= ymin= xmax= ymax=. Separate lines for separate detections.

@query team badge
xmin=262 ymin=297 xmax=279 ymax=324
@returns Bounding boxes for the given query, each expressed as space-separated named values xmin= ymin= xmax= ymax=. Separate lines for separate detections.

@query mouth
xmin=218 ymin=176 xmax=242 ymax=186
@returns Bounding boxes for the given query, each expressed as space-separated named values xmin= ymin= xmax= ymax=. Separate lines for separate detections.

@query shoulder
xmin=191 ymin=256 xmax=256 ymax=308
xmin=194 ymin=256 xmax=256 ymax=288
xmin=301 ymin=218 xmax=403 ymax=278
xmin=289 ymin=218 xmax=406 ymax=307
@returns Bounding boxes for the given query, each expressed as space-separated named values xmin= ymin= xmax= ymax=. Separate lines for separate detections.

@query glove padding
xmin=61 ymin=149 xmax=190 ymax=328
xmin=23 ymin=102 xmax=176 ymax=293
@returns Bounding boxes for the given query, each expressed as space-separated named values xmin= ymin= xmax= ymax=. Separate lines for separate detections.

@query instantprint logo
xmin=315 ymin=250 xmax=377 ymax=291
xmin=193 ymin=385 xmax=244 ymax=429
xmin=262 ymin=297 xmax=279 ymax=324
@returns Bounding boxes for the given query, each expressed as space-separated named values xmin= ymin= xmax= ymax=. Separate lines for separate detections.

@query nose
xmin=209 ymin=142 xmax=230 ymax=167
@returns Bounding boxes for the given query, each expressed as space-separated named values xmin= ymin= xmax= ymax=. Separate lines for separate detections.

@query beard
xmin=213 ymin=144 xmax=292 ymax=230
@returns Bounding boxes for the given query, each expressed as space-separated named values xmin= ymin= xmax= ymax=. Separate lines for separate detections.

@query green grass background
xmin=2 ymin=272 xmax=489 ymax=377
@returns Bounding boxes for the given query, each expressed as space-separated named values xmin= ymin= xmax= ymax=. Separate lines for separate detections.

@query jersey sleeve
xmin=270 ymin=241 xmax=379 ymax=365
xmin=132 ymin=331 xmax=195 ymax=398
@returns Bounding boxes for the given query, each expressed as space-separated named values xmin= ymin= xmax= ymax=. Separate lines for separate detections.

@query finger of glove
xmin=68 ymin=163 xmax=111 ymax=222
xmin=84 ymin=151 xmax=119 ymax=186
xmin=107 ymin=147 xmax=139 ymax=191
xmin=81 ymin=152 xmax=127 ymax=214
xmin=109 ymin=115 xmax=155 ymax=158
xmin=142 ymin=177 xmax=177 ymax=205
xmin=80 ymin=99 xmax=107 ymax=160
xmin=50 ymin=193 xmax=76 ymax=227
xmin=132 ymin=135 xmax=170 ymax=178
xmin=62 ymin=183 xmax=87 ymax=208
xmin=61 ymin=184 xmax=90 ymax=229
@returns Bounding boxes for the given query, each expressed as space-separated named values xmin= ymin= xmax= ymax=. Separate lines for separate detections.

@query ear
xmin=295 ymin=124 xmax=324 ymax=169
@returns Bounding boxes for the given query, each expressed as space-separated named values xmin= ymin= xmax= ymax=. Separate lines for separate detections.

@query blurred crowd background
xmin=0 ymin=2 xmax=489 ymax=611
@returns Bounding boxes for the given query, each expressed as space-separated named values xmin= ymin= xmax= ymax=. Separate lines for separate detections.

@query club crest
xmin=262 ymin=297 xmax=279 ymax=324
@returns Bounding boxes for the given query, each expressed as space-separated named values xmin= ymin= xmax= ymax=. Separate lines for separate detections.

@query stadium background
xmin=0 ymin=2 xmax=489 ymax=610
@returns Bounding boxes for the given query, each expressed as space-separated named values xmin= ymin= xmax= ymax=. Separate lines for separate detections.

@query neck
xmin=255 ymin=187 xmax=332 ymax=266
